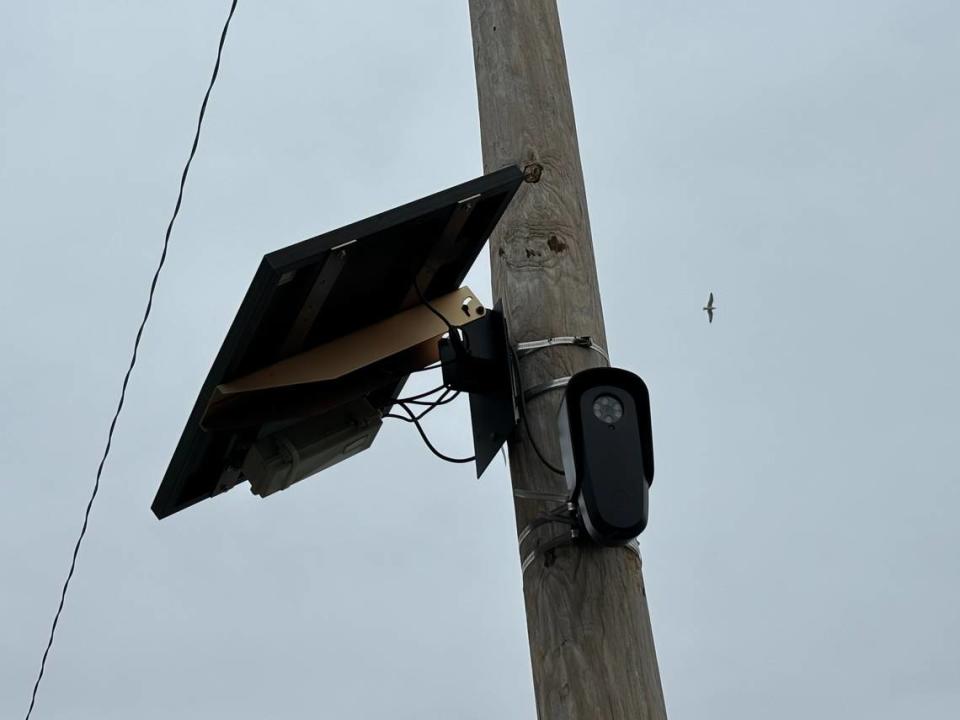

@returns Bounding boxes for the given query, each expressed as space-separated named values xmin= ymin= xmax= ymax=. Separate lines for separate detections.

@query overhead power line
xmin=23 ymin=2 xmax=239 ymax=718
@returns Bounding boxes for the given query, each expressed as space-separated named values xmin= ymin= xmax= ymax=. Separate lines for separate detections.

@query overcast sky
xmin=2 ymin=1 xmax=959 ymax=718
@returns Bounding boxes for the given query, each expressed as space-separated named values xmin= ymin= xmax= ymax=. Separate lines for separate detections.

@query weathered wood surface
xmin=469 ymin=2 xmax=668 ymax=718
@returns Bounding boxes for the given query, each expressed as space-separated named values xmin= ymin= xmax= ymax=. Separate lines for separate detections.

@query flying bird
xmin=703 ymin=292 xmax=717 ymax=323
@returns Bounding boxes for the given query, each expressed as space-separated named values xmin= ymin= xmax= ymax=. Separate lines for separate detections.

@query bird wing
xmin=707 ymin=292 xmax=714 ymax=307
xmin=707 ymin=308 xmax=714 ymax=323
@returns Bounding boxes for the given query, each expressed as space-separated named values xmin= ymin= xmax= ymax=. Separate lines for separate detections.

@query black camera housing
xmin=557 ymin=367 xmax=654 ymax=546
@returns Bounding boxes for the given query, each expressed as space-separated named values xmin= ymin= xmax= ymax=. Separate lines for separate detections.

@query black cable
xmin=413 ymin=277 xmax=471 ymax=354
xmin=384 ymin=401 xmax=475 ymax=464
xmin=404 ymin=362 xmax=442 ymax=374
xmin=523 ymin=415 xmax=566 ymax=478
xmin=399 ymin=389 xmax=461 ymax=408
xmin=521 ymin=529 xmax=581 ymax=573
xmin=396 ymin=384 xmax=447 ymax=403
xmin=518 ymin=514 xmax=576 ymax=546
xmin=538 ymin=530 xmax=580 ymax=568
xmin=508 ymin=341 xmax=566 ymax=477
xmin=411 ymin=390 xmax=457 ymax=420
xmin=386 ymin=390 xmax=458 ymax=422
xmin=413 ymin=277 xmax=457 ymax=334
xmin=23 ymin=3 xmax=239 ymax=718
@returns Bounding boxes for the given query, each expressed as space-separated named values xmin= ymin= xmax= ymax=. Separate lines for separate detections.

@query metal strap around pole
xmin=516 ymin=503 xmax=576 ymax=547
xmin=523 ymin=376 xmax=571 ymax=402
xmin=515 ymin=335 xmax=609 ymax=363
xmin=513 ymin=488 xmax=569 ymax=503
xmin=521 ymin=529 xmax=580 ymax=575
xmin=521 ymin=536 xmax=641 ymax=575
xmin=512 ymin=337 xmax=616 ymax=574
xmin=514 ymin=336 xmax=606 ymax=402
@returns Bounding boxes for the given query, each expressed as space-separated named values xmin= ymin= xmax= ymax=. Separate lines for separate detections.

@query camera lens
xmin=592 ymin=394 xmax=623 ymax=424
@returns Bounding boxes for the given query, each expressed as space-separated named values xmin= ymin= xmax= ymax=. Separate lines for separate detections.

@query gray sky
xmin=2 ymin=1 xmax=959 ymax=718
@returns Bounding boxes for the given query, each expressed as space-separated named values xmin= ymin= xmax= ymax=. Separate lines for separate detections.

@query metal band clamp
xmin=523 ymin=376 xmax=571 ymax=402
xmin=513 ymin=338 xmax=607 ymax=403
xmin=520 ymin=535 xmax=643 ymax=576
xmin=513 ymin=488 xmax=569 ymax=503
xmin=515 ymin=336 xmax=609 ymax=363
xmin=521 ymin=529 xmax=580 ymax=574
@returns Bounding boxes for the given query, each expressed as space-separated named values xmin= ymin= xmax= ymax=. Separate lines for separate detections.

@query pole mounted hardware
xmin=437 ymin=302 xmax=520 ymax=476
xmin=152 ymin=166 xmax=524 ymax=519
xmin=513 ymin=365 xmax=656 ymax=569
xmin=203 ymin=286 xmax=487 ymax=498
xmin=558 ymin=367 xmax=655 ymax=546
xmin=470 ymin=1 xmax=668 ymax=714
xmin=515 ymin=335 xmax=609 ymax=363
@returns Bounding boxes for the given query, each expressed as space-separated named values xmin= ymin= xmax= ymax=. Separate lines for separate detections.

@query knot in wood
xmin=523 ymin=163 xmax=543 ymax=183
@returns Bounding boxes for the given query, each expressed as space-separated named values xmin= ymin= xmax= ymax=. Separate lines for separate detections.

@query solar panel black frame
xmin=152 ymin=165 xmax=523 ymax=519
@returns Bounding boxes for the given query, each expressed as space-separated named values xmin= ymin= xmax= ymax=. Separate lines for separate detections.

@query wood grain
xmin=469 ymin=2 xmax=668 ymax=717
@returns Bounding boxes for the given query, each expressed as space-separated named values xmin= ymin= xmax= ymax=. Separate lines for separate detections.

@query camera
xmin=557 ymin=367 xmax=654 ymax=546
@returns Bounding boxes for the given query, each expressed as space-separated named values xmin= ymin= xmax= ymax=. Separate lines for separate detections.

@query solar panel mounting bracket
xmin=201 ymin=286 xmax=486 ymax=431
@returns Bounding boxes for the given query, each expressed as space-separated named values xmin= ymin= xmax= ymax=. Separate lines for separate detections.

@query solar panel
xmin=152 ymin=166 xmax=523 ymax=519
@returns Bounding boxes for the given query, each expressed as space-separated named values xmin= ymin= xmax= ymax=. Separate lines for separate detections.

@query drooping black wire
xmin=413 ymin=277 xmax=473 ymax=355
xmin=23 ymin=3 xmax=239 ymax=718
xmin=411 ymin=389 xmax=454 ymax=418
xmin=386 ymin=390 xmax=458 ymax=421
xmin=521 ymin=409 xmax=566 ymax=477
xmin=507 ymin=341 xmax=566 ymax=477
xmin=413 ymin=277 xmax=457 ymax=334
xmin=399 ymin=388 xmax=461 ymax=408
xmin=396 ymin=384 xmax=447 ymax=403
xmin=383 ymin=400 xmax=475 ymax=464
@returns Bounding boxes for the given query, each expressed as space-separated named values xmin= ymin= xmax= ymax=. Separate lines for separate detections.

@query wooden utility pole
xmin=468 ymin=2 xmax=668 ymax=718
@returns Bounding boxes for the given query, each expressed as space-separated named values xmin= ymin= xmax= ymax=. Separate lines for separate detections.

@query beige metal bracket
xmin=201 ymin=286 xmax=485 ymax=428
